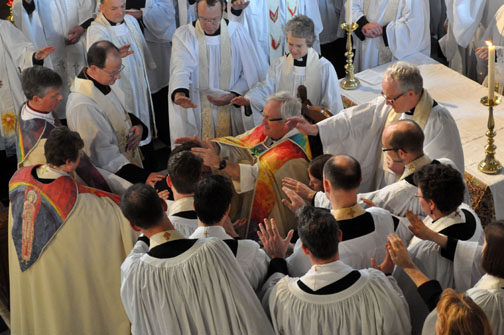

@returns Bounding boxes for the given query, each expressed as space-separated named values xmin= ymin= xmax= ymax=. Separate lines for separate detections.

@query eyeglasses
xmin=199 ymin=16 xmax=222 ymax=24
xmin=263 ymin=116 xmax=283 ymax=122
xmin=381 ymin=91 xmax=406 ymax=104
xmin=102 ymin=64 xmax=125 ymax=77
xmin=381 ymin=147 xmax=400 ymax=152
xmin=415 ymin=194 xmax=424 ymax=199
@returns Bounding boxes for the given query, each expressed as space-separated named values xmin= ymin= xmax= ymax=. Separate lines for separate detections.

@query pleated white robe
xmin=120 ymin=237 xmax=274 ymax=335
xmin=349 ymin=0 xmax=430 ymax=72
xmin=168 ymin=21 xmax=264 ymax=145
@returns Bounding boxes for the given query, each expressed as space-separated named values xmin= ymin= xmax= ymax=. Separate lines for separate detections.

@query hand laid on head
xmin=258 ymin=218 xmax=293 ymax=259
xmin=386 ymin=155 xmax=405 ymax=175
xmin=281 ymin=186 xmax=306 ymax=213
xmin=145 ymin=172 xmax=166 ymax=187
xmin=475 ymin=46 xmax=489 ymax=61
xmin=67 ymin=25 xmax=85 ymax=44
xmin=387 ymin=234 xmax=415 ymax=269
xmin=34 ymin=46 xmax=56 ymax=61
xmin=282 ymin=177 xmax=315 ymax=201
xmin=362 ymin=22 xmax=383 ymax=38
xmin=285 ymin=116 xmax=318 ymax=136
xmin=231 ymin=0 xmax=250 ymax=11
xmin=191 ymin=139 xmax=221 ymax=168
xmin=207 ymin=93 xmax=235 ymax=106
xmin=174 ymin=93 xmax=198 ymax=108
xmin=229 ymin=95 xmax=250 ymax=106
xmin=174 ymin=135 xmax=205 ymax=147
xmin=126 ymin=125 xmax=143 ymax=151
xmin=370 ymin=241 xmax=394 ymax=274
xmin=119 ymin=44 xmax=134 ymax=58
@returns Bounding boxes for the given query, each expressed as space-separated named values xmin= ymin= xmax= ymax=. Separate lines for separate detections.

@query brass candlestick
xmin=340 ymin=22 xmax=360 ymax=90
xmin=478 ymin=96 xmax=502 ymax=174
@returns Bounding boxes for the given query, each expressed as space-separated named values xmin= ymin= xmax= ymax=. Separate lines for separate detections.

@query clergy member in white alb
xmin=287 ymin=62 xmax=464 ymax=193
xmin=0 ymin=19 xmax=54 ymax=159
xmin=13 ymin=0 xmax=96 ymax=119
xmin=233 ymin=0 xmax=323 ymax=71
xmin=119 ymin=183 xmax=274 ymax=335
xmin=169 ymin=0 xmax=265 ymax=145
xmin=230 ymin=15 xmax=343 ymax=117
xmin=87 ymin=0 xmax=156 ymax=145
xmin=259 ymin=206 xmax=411 ymax=335
xmin=284 ymin=155 xmax=398 ymax=276
xmin=348 ymin=0 xmax=430 ymax=71
xmin=190 ymin=175 xmax=269 ymax=291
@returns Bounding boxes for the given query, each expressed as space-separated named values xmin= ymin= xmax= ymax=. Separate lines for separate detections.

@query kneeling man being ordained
xmin=180 ymin=92 xmax=311 ymax=239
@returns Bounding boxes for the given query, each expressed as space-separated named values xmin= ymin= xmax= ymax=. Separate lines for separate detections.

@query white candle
xmin=346 ymin=0 xmax=352 ymax=24
xmin=488 ymin=41 xmax=495 ymax=102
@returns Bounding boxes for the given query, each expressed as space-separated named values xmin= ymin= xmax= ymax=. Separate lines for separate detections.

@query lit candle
xmin=346 ymin=0 xmax=352 ymax=24
xmin=487 ymin=41 xmax=495 ymax=102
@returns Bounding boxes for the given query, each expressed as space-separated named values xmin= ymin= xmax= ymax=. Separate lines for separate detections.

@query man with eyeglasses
xmin=168 ymin=0 xmax=265 ymax=146
xmin=177 ymin=92 xmax=311 ymax=239
xmin=67 ymin=40 xmax=165 ymax=189
xmin=287 ymin=61 xmax=464 ymax=193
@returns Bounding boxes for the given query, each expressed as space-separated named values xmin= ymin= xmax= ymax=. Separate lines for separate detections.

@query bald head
xmin=323 ymin=155 xmax=361 ymax=191
xmin=382 ymin=120 xmax=424 ymax=156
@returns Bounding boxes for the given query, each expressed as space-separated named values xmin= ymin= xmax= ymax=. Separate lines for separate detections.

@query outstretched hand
xmin=285 ymin=116 xmax=319 ymax=136
xmin=257 ymin=218 xmax=293 ymax=259
xmin=229 ymin=96 xmax=250 ymax=106
xmin=34 ymin=46 xmax=55 ymax=61
xmin=387 ymin=234 xmax=414 ymax=269
xmin=281 ymin=186 xmax=305 ymax=213
xmin=370 ymin=240 xmax=394 ymax=274
xmin=405 ymin=210 xmax=434 ymax=241
xmin=119 ymin=44 xmax=134 ymax=58
xmin=231 ymin=0 xmax=250 ymax=10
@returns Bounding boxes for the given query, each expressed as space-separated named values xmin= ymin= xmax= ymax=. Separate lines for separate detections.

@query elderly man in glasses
xmin=66 ymin=40 xmax=164 ymax=187
xmin=177 ymin=91 xmax=311 ymax=239
xmin=287 ymin=61 xmax=464 ymax=193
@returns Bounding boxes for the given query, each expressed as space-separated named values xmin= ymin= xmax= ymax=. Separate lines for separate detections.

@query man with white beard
xmin=13 ymin=0 xmax=96 ymax=120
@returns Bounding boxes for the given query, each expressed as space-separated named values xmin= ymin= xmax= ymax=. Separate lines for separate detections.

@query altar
xmin=340 ymin=53 xmax=504 ymax=225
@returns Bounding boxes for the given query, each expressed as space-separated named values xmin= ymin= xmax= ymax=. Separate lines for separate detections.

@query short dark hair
xmin=194 ymin=175 xmax=233 ymax=225
xmin=481 ymin=220 xmax=504 ymax=278
xmin=87 ymin=40 xmax=120 ymax=69
xmin=323 ymin=155 xmax=361 ymax=191
xmin=308 ymin=154 xmax=332 ymax=181
xmin=297 ymin=206 xmax=339 ymax=260
xmin=167 ymin=151 xmax=203 ymax=194
xmin=120 ymin=183 xmax=164 ymax=229
xmin=44 ymin=127 xmax=84 ymax=166
xmin=414 ymin=164 xmax=465 ymax=215
xmin=387 ymin=120 xmax=424 ymax=154
xmin=21 ymin=66 xmax=63 ymax=100
xmin=196 ymin=0 xmax=224 ymax=10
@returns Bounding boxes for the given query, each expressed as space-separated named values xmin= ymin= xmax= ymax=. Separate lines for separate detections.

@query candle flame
xmin=486 ymin=41 xmax=493 ymax=47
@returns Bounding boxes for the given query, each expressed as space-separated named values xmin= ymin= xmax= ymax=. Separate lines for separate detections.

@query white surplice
xmin=120 ymin=235 xmax=274 ymax=335
xmin=287 ymin=206 xmax=396 ymax=277
xmin=12 ymin=0 xmax=95 ymax=119
xmin=167 ymin=197 xmax=198 ymax=237
xmin=143 ymin=0 xmax=177 ymax=93
xmin=190 ymin=225 xmax=269 ymax=291
xmin=87 ymin=13 xmax=156 ymax=145
xmin=245 ymin=48 xmax=344 ymax=115
xmin=264 ymin=261 xmax=411 ymax=335
xmin=349 ymin=0 xmax=430 ymax=72
xmin=233 ymin=0 xmax=323 ymax=70
xmin=317 ymin=94 xmax=464 ymax=193
xmin=168 ymin=21 xmax=264 ymax=145
xmin=0 ymin=20 xmax=36 ymax=156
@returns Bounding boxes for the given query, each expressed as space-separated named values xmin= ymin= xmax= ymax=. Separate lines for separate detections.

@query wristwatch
xmin=218 ymin=159 xmax=227 ymax=170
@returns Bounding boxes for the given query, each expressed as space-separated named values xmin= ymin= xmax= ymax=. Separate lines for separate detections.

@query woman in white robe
xmin=231 ymin=15 xmax=343 ymax=116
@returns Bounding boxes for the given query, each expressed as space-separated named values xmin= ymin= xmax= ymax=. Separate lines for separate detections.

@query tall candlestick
xmin=346 ymin=0 xmax=352 ymax=24
xmin=488 ymin=41 xmax=495 ymax=102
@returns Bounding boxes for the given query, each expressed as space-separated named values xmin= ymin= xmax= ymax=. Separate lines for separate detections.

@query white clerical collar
xmin=149 ymin=230 xmax=186 ymax=249
xmin=168 ymin=196 xmax=195 ymax=216
xmin=400 ymin=154 xmax=431 ymax=180
xmin=331 ymin=203 xmax=366 ymax=221
xmin=22 ymin=103 xmax=55 ymax=124
xmin=191 ymin=225 xmax=231 ymax=239
xmin=475 ymin=274 xmax=504 ymax=290
xmin=36 ymin=164 xmax=70 ymax=179
xmin=300 ymin=260 xmax=354 ymax=291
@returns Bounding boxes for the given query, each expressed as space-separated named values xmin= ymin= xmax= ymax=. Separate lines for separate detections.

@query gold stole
xmin=380 ymin=90 xmax=433 ymax=179
xmin=364 ymin=0 xmax=400 ymax=64
xmin=70 ymin=77 xmax=143 ymax=168
xmin=195 ymin=19 xmax=232 ymax=140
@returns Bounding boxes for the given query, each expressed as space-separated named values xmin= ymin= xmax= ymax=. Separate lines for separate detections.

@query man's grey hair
xmin=266 ymin=91 xmax=302 ymax=120
xmin=283 ymin=15 xmax=316 ymax=48
xmin=21 ymin=66 xmax=63 ymax=100
xmin=384 ymin=61 xmax=423 ymax=95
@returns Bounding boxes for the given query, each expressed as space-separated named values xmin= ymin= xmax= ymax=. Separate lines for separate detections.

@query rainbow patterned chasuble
xmin=214 ymin=125 xmax=311 ymax=238
xmin=9 ymin=166 xmax=120 ymax=271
